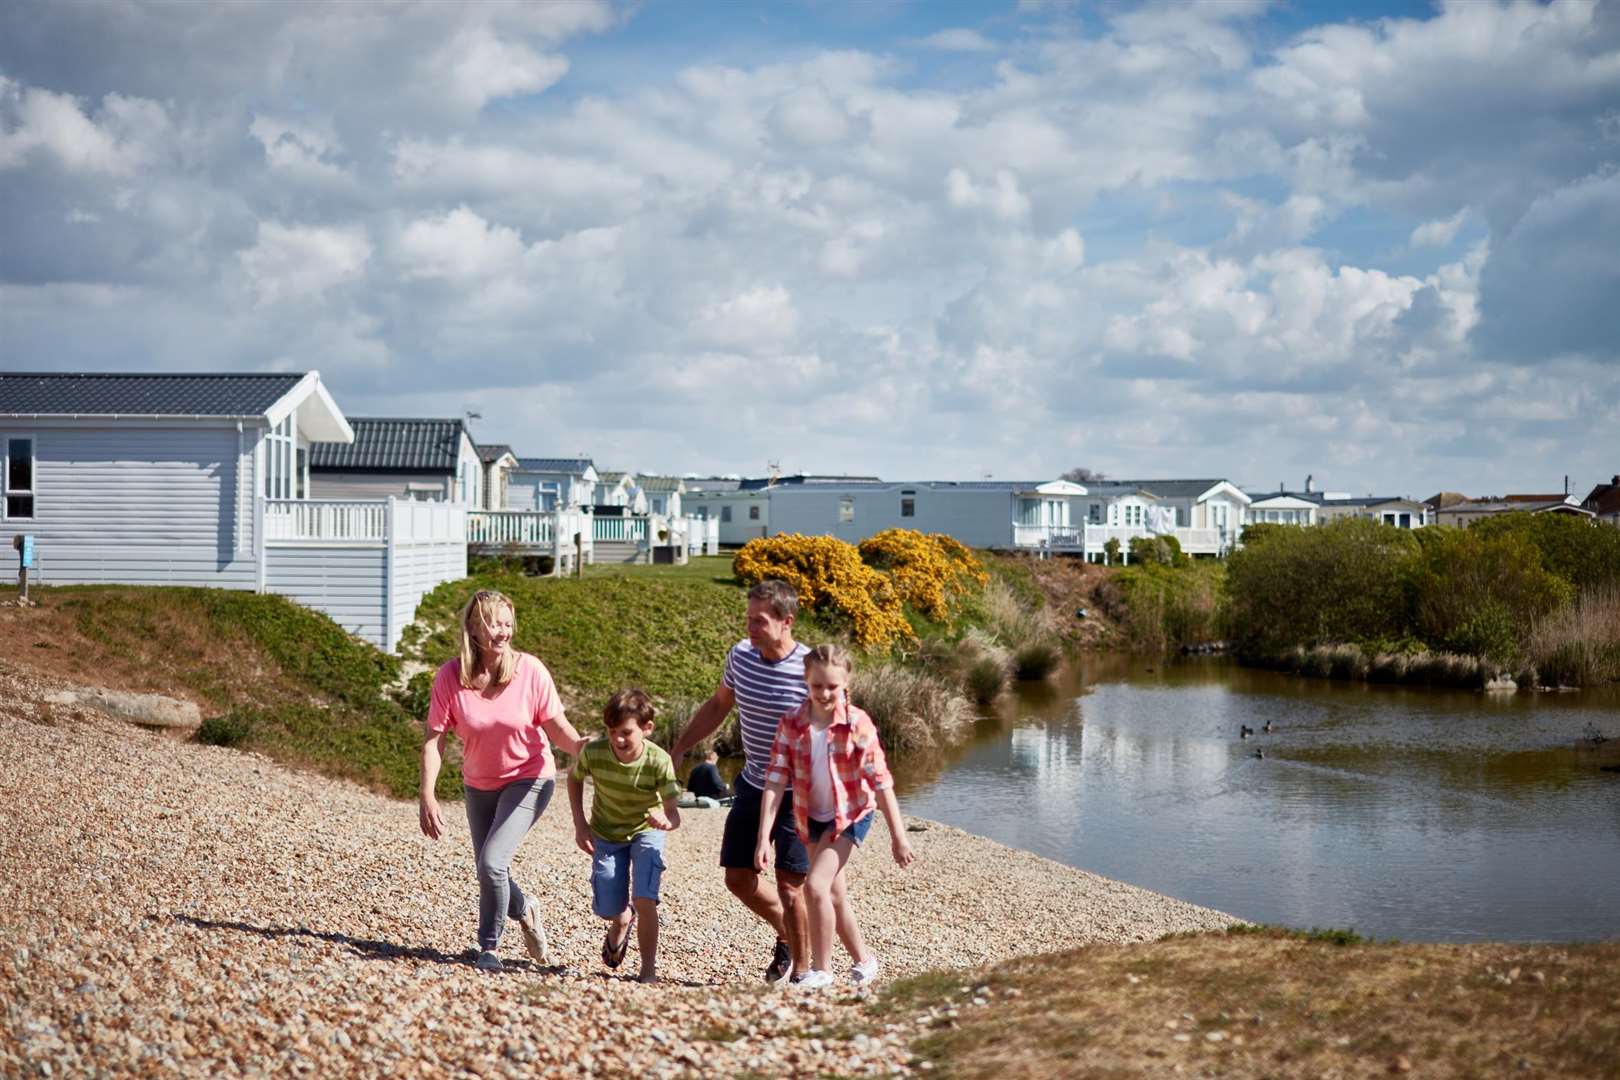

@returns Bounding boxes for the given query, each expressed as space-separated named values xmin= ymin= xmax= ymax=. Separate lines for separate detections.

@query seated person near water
xmin=687 ymin=750 xmax=730 ymax=800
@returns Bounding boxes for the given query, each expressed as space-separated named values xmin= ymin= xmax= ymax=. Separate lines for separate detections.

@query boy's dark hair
xmin=747 ymin=578 xmax=799 ymax=620
xmin=603 ymin=688 xmax=656 ymax=728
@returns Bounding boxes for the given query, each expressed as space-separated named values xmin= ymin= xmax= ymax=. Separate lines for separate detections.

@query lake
xmin=891 ymin=655 xmax=1620 ymax=943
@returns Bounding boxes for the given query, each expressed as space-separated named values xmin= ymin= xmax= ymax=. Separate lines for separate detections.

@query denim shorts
xmin=807 ymin=812 xmax=873 ymax=846
xmin=591 ymin=829 xmax=666 ymax=918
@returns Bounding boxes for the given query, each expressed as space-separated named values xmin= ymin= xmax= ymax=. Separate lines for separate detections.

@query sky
xmin=1 ymin=0 xmax=1617 ymax=499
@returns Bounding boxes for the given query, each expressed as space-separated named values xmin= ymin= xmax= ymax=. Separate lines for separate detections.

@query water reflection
xmin=893 ymin=656 xmax=1620 ymax=943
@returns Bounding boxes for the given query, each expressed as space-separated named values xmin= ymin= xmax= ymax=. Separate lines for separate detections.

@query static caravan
xmin=766 ymin=480 xmax=1086 ymax=549
xmin=509 ymin=457 xmax=598 ymax=512
xmin=310 ymin=417 xmax=483 ymax=506
xmin=0 ymin=371 xmax=351 ymax=590
xmin=683 ymin=478 xmax=770 ymax=547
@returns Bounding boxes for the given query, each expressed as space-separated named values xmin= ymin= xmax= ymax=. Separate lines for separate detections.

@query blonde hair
xmin=457 ymin=590 xmax=518 ymax=689
xmin=804 ymin=642 xmax=854 ymax=677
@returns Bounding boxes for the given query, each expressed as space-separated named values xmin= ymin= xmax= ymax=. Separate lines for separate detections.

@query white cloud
xmin=688 ymin=286 xmax=802 ymax=354
xmin=431 ymin=26 xmax=570 ymax=111
xmin=397 ymin=206 xmax=525 ymax=282
xmin=239 ymin=221 xmax=371 ymax=305
xmin=0 ymin=84 xmax=167 ymax=175
xmin=1410 ymin=208 xmax=1467 ymax=248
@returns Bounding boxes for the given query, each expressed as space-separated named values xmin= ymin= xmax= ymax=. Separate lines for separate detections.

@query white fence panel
xmin=263 ymin=499 xmax=388 ymax=543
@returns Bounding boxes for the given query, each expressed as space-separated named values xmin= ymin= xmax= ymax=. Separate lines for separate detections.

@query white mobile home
xmin=310 ymin=417 xmax=483 ymax=506
xmin=683 ymin=478 xmax=770 ymax=547
xmin=0 ymin=373 xmax=466 ymax=651
xmin=509 ymin=457 xmax=598 ymax=512
xmin=766 ymin=479 xmax=1086 ymax=549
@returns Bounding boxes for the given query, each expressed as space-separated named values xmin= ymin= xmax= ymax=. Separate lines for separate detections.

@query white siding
xmin=264 ymin=545 xmax=389 ymax=646
xmin=0 ymin=422 xmax=258 ymax=588
xmin=766 ymin=486 xmax=1017 ymax=548
xmin=313 ymin=471 xmax=451 ymax=500
xmin=390 ymin=540 xmax=467 ymax=651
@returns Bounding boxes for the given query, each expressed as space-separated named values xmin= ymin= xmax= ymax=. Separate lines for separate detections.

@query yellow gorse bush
xmin=733 ymin=529 xmax=989 ymax=650
xmin=733 ymin=533 xmax=914 ymax=649
xmin=857 ymin=529 xmax=989 ymax=621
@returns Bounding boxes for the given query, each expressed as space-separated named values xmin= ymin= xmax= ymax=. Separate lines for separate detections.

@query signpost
xmin=12 ymin=533 xmax=33 ymax=604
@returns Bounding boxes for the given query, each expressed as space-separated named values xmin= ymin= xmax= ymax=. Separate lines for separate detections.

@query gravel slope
xmin=2 ymin=661 xmax=1234 ymax=1078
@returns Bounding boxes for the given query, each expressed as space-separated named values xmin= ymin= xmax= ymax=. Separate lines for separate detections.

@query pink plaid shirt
xmin=763 ymin=697 xmax=893 ymax=843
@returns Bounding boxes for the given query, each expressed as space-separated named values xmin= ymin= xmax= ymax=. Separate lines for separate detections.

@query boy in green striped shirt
xmin=568 ymin=689 xmax=683 ymax=983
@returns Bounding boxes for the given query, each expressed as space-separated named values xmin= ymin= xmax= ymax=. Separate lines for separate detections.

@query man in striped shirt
xmin=672 ymin=579 xmax=811 ymax=983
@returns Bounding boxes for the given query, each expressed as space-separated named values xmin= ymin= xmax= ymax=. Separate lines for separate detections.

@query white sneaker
xmin=850 ymin=958 xmax=880 ymax=985
xmin=795 ymin=969 xmax=835 ymax=991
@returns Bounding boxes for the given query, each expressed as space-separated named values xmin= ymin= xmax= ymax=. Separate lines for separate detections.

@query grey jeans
xmin=463 ymin=777 xmax=555 ymax=951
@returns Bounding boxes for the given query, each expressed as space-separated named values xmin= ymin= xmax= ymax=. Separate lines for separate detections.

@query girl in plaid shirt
xmin=755 ymin=644 xmax=915 ymax=989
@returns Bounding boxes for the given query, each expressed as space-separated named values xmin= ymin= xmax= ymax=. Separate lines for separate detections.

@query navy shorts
xmin=721 ymin=775 xmax=810 ymax=874
xmin=807 ymin=812 xmax=873 ymax=847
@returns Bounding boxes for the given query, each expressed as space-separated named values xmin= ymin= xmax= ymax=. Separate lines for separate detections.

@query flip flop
xmin=601 ymin=913 xmax=635 ymax=969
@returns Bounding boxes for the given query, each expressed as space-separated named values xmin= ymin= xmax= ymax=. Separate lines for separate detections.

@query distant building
xmin=474 ymin=443 xmax=518 ymax=510
xmin=310 ymin=417 xmax=483 ymax=505
xmin=509 ymin=457 xmax=597 ymax=512
xmin=1433 ymin=495 xmax=1595 ymax=527
xmin=1582 ymin=475 xmax=1620 ymax=526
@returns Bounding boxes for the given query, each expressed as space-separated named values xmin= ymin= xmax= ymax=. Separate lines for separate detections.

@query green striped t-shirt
xmin=570 ymin=738 xmax=681 ymax=842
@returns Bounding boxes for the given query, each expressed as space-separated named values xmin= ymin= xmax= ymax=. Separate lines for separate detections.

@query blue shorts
xmin=807 ymin=812 xmax=873 ymax=846
xmin=591 ymin=829 xmax=666 ymax=918
xmin=720 ymin=776 xmax=810 ymax=874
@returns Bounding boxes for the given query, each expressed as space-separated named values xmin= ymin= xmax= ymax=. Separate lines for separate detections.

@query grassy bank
xmin=1094 ymin=559 xmax=1226 ymax=653
xmin=868 ymin=927 xmax=1620 ymax=1078
xmin=0 ymin=584 xmax=428 ymax=797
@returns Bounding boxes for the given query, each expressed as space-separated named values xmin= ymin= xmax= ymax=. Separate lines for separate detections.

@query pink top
xmin=426 ymin=653 xmax=565 ymax=791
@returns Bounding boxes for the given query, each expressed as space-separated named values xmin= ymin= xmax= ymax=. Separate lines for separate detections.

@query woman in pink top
xmin=419 ymin=590 xmax=587 ymax=972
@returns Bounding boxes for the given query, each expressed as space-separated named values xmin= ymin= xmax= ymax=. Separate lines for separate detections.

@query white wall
xmin=313 ymin=471 xmax=453 ymax=501
xmin=767 ymin=485 xmax=1017 ymax=548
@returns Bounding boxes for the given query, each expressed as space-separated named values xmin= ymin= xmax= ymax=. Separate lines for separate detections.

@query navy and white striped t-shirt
xmin=723 ymin=638 xmax=810 ymax=788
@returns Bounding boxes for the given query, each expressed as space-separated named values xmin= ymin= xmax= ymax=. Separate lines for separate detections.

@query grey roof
xmin=310 ymin=418 xmax=466 ymax=473
xmin=515 ymin=457 xmax=594 ymax=474
xmin=683 ymin=477 xmax=743 ymax=492
xmin=0 ymin=371 xmax=305 ymax=417
xmin=637 ymin=475 xmax=686 ymax=493
xmin=739 ymin=474 xmax=884 ymax=490
xmin=475 ymin=443 xmax=516 ymax=464
xmin=1085 ymin=482 xmax=1163 ymax=499
xmin=1315 ymin=495 xmax=1420 ymax=508
xmin=598 ymin=470 xmax=631 ymax=484
xmin=1111 ymin=479 xmax=1232 ymax=499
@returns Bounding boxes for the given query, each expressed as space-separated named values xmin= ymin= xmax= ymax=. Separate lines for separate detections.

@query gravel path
xmin=2 ymin=661 xmax=1234 ymax=1077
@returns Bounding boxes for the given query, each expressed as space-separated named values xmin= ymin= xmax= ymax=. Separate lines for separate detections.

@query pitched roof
xmin=310 ymin=418 xmax=466 ymax=472
xmin=515 ymin=457 xmax=595 ymax=474
xmin=475 ymin=443 xmax=516 ymax=465
xmin=636 ymin=475 xmax=686 ymax=493
xmin=683 ymin=477 xmax=743 ymax=492
xmin=1423 ymin=491 xmax=1470 ymax=509
xmin=1111 ymin=479 xmax=1233 ymax=500
xmin=1583 ymin=476 xmax=1620 ymax=516
xmin=1316 ymin=495 xmax=1422 ymax=508
xmin=598 ymin=470 xmax=631 ymax=484
xmin=738 ymin=474 xmax=884 ymax=490
xmin=0 ymin=371 xmax=306 ymax=417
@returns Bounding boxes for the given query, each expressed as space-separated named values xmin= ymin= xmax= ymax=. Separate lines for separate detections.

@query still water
xmin=891 ymin=656 xmax=1620 ymax=943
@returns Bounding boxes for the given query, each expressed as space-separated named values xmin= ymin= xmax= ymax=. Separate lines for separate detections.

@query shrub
xmin=1103 ymin=537 xmax=1121 ymax=565
xmin=849 ymin=660 xmax=972 ymax=755
xmin=1406 ymin=528 xmax=1572 ymax=666
xmin=1470 ymin=512 xmax=1620 ymax=592
xmin=1012 ymin=638 xmax=1063 ymax=680
xmin=197 ymin=711 xmax=254 ymax=747
xmin=1096 ymin=561 xmax=1224 ymax=653
xmin=1225 ymin=518 xmax=1419 ymax=657
xmin=733 ymin=534 xmax=913 ymax=649
xmin=857 ymin=529 xmax=988 ymax=621
xmin=949 ymin=628 xmax=1013 ymax=703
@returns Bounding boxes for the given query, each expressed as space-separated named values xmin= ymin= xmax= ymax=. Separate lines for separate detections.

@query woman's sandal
xmin=601 ymin=914 xmax=635 ymax=969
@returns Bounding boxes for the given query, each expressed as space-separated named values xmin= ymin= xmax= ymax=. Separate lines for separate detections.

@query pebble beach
xmin=2 ymin=661 xmax=1235 ymax=1078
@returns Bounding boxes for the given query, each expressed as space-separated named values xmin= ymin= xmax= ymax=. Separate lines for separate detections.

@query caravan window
xmin=5 ymin=438 xmax=34 ymax=519
xmin=749 ymin=505 xmax=760 ymax=520
xmin=839 ymin=497 xmax=855 ymax=523
xmin=900 ymin=498 xmax=915 ymax=518
xmin=721 ymin=506 xmax=732 ymax=523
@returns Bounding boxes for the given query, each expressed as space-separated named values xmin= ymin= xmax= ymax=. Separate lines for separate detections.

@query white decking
xmin=259 ymin=498 xmax=467 ymax=651
xmin=464 ymin=511 xmax=720 ymax=568
xmin=1012 ymin=522 xmax=1228 ymax=559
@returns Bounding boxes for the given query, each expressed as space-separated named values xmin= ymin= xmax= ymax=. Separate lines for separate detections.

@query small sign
xmin=19 ymin=535 xmax=33 ymax=569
